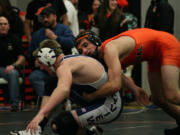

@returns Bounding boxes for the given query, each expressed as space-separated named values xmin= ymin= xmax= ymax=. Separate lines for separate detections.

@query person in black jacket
xmin=145 ymin=0 xmax=174 ymax=34
xmin=0 ymin=16 xmax=25 ymax=112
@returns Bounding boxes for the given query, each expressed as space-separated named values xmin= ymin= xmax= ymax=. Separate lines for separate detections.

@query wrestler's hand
xmin=133 ymin=87 xmax=150 ymax=106
xmin=5 ymin=65 xmax=14 ymax=74
xmin=26 ymin=113 xmax=44 ymax=135
xmin=45 ymin=28 xmax=57 ymax=40
xmin=83 ymin=92 xmax=94 ymax=102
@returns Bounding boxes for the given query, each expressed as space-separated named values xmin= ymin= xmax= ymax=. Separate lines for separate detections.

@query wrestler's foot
xmin=164 ymin=126 xmax=180 ymax=135
xmin=10 ymin=126 xmax=42 ymax=135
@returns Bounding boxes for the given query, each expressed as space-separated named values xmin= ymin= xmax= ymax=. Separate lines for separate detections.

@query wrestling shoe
xmin=87 ymin=125 xmax=103 ymax=135
xmin=10 ymin=125 xmax=42 ymax=135
xmin=164 ymin=126 xmax=180 ymax=135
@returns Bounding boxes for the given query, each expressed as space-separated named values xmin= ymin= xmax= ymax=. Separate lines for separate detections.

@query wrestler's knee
xmin=151 ymin=95 xmax=166 ymax=107
xmin=51 ymin=111 xmax=79 ymax=135
xmin=164 ymin=92 xmax=180 ymax=104
xmin=162 ymin=87 xmax=180 ymax=103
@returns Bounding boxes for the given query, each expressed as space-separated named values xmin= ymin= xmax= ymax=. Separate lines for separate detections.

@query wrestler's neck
xmin=53 ymin=54 xmax=64 ymax=69
xmin=98 ymin=46 xmax=103 ymax=59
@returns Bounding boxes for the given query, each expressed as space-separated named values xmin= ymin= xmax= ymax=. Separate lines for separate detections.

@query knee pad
xmin=51 ymin=111 xmax=79 ymax=135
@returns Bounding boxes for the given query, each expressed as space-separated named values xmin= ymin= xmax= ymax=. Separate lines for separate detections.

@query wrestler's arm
xmin=38 ymin=65 xmax=72 ymax=116
xmin=85 ymin=43 xmax=122 ymax=100
xmin=26 ymin=63 xmax=73 ymax=132
xmin=122 ymin=74 xmax=140 ymax=92
xmin=122 ymin=74 xmax=150 ymax=105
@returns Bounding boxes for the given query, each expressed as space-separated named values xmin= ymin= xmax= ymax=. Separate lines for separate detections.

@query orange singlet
xmin=101 ymin=28 xmax=180 ymax=72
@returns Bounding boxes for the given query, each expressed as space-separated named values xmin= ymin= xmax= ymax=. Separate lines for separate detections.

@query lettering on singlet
xmin=135 ymin=45 xmax=142 ymax=64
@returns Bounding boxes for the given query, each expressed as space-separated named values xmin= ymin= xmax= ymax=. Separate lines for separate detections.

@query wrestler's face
xmin=37 ymin=59 xmax=54 ymax=75
xmin=76 ymin=38 xmax=97 ymax=56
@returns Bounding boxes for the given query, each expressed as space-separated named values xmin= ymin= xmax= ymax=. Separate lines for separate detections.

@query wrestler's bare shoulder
xmin=104 ymin=36 xmax=135 ymax=58
xmin=60 ymin=56 xmax=102 ymax=71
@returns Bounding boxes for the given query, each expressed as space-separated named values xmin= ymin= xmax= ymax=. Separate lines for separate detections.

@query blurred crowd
xmin=0 ymin=0 xmax=174 ymax=112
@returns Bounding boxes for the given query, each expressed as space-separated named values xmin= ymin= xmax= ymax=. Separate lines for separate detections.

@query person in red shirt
xmin=75 ymin=28 xmax=180 ymax=134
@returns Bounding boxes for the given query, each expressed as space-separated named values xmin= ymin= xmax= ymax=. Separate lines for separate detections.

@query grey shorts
xmin=74 ymin=92 xmax=122 ymax=127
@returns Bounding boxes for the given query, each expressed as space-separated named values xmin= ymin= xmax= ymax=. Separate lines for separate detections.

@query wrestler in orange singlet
xmin=75 ymin=28 xmax=180 ymax=134
xmin=102 ymin=28 xmax=180 ymax=71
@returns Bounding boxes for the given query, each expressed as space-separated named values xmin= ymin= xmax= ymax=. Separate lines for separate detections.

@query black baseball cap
xmin=36 ymin=6 xmax=56 ymax=16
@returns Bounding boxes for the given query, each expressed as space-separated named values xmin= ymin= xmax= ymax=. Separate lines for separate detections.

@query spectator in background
xmin=0 ymin=16 xmax=25 ymax=112
xmin=0 ymin=0 xmax=24 ymax=38
xmin=145 ymin=0 xmax=174 ymax=34
xmin=93 ymin=0 xmax=128 ymax=41
xmin=79 ymin=0 xmax=101 ymax=33
xmin=63 ymin=0 xmax=79 ymax=37
xmin=27 ymin=6 xmax=74 ymax=99
xmin=77 ymin=0 xmax=93 ymax=29
xmin=118 ymin=0 xmax=138 ymax=30
xmin=24 ymin=0 xmax=68 ymax=42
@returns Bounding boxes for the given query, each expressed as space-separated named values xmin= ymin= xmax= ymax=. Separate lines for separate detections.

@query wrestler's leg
xmin=39 ymin=76 xmax=58 ymax=130
xmin=148 ymin=67 xmax=180 ymax=135
xmin=51 ymin=92 xmax=122 ymax=135
xmin=148 ymin=70 xmax=180 ymax=121
xmin=160 ymin=65 xmax=180 ymax=134
xmin=161 ymin=65 xmax=180 ymax=105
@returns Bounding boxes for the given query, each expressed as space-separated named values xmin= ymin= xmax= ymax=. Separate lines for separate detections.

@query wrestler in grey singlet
xmin=62 ymin=55 xmax=123 ymax=127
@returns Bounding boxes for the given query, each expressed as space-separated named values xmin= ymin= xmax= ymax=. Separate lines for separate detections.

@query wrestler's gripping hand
xmin=26 ymin=113 xmax=44 ymax=135
xmin=133 ymin=87 xmax=150 ymax=106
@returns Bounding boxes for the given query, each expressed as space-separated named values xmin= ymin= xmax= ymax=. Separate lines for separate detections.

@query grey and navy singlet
xmin=62 ymin=55 xmax=123 ymax=127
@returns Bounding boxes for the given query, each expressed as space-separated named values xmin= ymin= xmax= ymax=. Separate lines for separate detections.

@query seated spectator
xmin=93 ymin=0 xmax=128 ymax=41
xmin=0 ymin=16 xmax=25 ymax=112
xmin=27 ymin=6 xmax=74 ymax=99
xmin=24 ymin=0 xmax=68 ymax=42
xmin=79 ymin=0 xmax=101 ymax=33
xmin=79 ymin=0 xmax=101 ymax=32
xmin=0 ymin=0 xmax=24 ymax=38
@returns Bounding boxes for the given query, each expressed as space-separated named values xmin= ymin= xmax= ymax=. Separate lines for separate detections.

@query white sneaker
xmin=10 ymin=126 xmax=42 ymax=135
xmin=65 ymin=99 xmax=72 ymax=111
xmin=88 ymin=125 xmax=103 ymax=135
